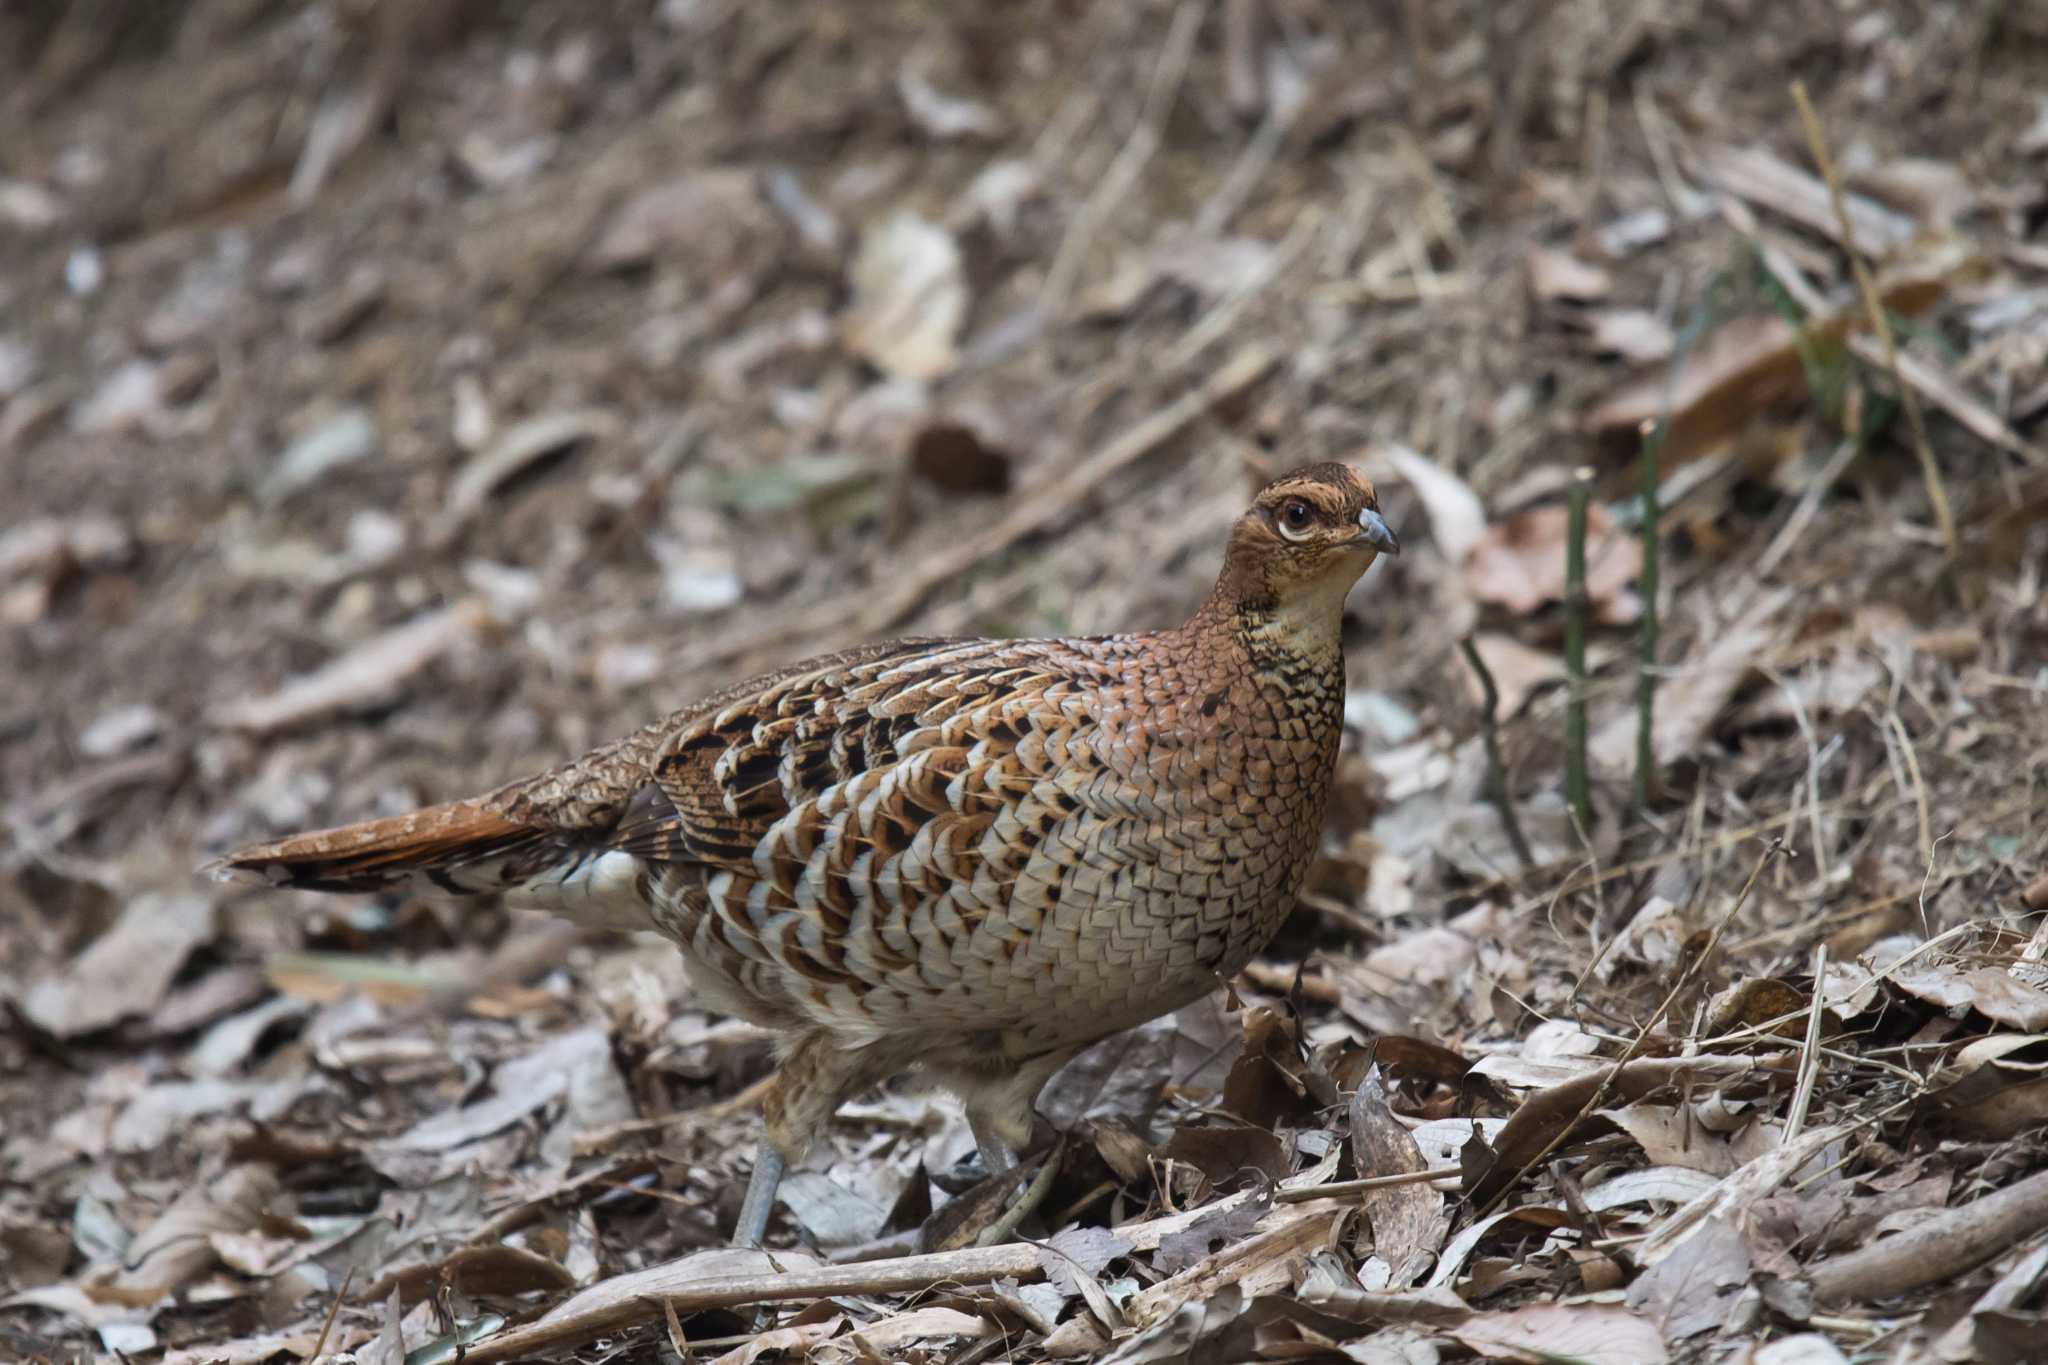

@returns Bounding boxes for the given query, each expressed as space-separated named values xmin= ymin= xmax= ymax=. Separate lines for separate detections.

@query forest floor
xmin=4 ymin=1 xmax=2048 ymax=1361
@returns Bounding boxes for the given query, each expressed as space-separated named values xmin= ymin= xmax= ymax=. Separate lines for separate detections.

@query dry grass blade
xmin=1788 ymin=80 xmax=1955 ymax=554
xmin=1474 ymin=845 xmax=1778 ymax=1214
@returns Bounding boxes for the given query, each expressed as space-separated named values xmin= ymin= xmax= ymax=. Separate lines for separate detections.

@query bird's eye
xmin=1277 ymin=498 xmax=1316 ymax=540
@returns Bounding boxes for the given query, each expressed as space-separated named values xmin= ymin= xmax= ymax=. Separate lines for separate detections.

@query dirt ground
xmin=4 ymin=1 xmax=2048 ymax=1361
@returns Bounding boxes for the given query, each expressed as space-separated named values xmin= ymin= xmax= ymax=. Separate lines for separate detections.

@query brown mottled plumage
xmin=211 ymin=462 xmax=1398 ymax=1244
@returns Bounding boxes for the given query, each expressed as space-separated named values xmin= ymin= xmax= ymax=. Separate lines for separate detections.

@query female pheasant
xmin=214 ymin=462 xmax=1398 ymax=1245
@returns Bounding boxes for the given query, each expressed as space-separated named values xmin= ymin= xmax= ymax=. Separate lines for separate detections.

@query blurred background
xmin=3 ymin=0 xmax=2047 ymax=1357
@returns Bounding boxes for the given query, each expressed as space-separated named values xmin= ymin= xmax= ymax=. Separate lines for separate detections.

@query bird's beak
xmin=1356 ymin=506 xmax=1400 ymax=556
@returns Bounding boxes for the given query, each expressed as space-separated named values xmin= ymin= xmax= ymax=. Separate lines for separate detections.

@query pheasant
xmin=212 ymin=461 xmax=1399 ymax=1246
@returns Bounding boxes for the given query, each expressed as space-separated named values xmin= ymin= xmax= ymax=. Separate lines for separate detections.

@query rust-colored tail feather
xmin=206 ymin=800 xmax=544 ymax=895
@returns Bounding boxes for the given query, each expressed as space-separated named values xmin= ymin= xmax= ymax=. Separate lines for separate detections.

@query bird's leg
xmin=732 ymin=1142 xmax=785 ymax=1249
xmin=736 ymin=1032 xmax=882 ymax=1246
xmin=968 ymin=1112 xmax=1018 ymax=1176
xmin=959 ymin=1042 xmax=1081 ymax=1191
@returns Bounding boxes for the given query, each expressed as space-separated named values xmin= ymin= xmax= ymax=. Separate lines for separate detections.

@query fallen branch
xmin=1808 ymin=1169 xmax=2048 ymax=1305
xmin=457 ymin=1244 xmax=1045 ymax=1364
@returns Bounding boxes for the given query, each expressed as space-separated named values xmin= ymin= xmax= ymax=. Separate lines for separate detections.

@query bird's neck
xmin=1186 ymin=581 xmax=1349 ymax=679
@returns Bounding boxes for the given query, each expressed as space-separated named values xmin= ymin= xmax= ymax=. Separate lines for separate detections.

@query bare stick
xmin=1459 ymin=635 xmax=1534 ymax=869
xmin=1789 ymin=81 xmax=1956 ymax=555
xmin=1633 ymin=421 xmax=1661 ymax=812
xmin=1564 ymin=467 xmax=1595 ymax=835
xmin=1810 ymin=1169 xmax=2048 ymax=1304
xmin=309 ymin=1266 xmax=356 ymax=1362
xmin=1275 ymin=1166 xmax=1466 ymax=1204
xmin=1781 ymin=942 xmax=1827 ymax=1145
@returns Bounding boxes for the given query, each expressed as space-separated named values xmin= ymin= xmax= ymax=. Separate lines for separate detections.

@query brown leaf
xmin=1350 ymin=1066 xmax=1443 ymax=1287
xmin=909 ymin=418 xmax=1012 ymax=494
xmin=1466 ymin=1056 xmax=1760 ymax=1206
xmin=1162 ymin=1124 xmax=1289 ymax=1184
xmin=1464 ymin=501 xmax=1642 ymax=624
xmin=1703 ymin=978 xmax=1809 ymax=1038
xmin=1580 ymin=313 xmax=1808 ymax=463
xmin=1460 ymin=632 xmax=1564 ymax=717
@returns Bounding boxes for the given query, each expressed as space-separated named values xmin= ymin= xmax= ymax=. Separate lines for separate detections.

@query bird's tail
xmin=205 ymin=800 xmax=656 ymax=932
xmin=206 ymin=800 xmax=546 ymax=894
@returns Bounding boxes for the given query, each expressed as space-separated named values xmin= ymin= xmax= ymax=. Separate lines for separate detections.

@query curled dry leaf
xmin=841 ymin=212 xmax=969 ymax=381
xmin=435 ymin=408 xmax=620 ymax=544
xmin=21 ymin=894 xmax=217 ymax=1038
xmin=89 ymin=1166 xmax=285 ymax=1307
xmin=1378 ymin=443 xmax=1486 ymax=565
xmin=1465 ymin=500 xmax=1642 ymax=623
xmin=1465 ymin=1055 xmax=1759 ymax=1207
xmin=897 ymin=59 xmax=1003 ymax=140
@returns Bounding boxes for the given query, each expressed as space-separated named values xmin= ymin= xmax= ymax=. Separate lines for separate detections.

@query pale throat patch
xmin=1249 ymin=558 xmax=1371 ymax=657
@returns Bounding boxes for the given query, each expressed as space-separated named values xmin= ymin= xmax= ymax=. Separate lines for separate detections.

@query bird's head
xmin=1208 ymin=461 xmax=1398 ymax=637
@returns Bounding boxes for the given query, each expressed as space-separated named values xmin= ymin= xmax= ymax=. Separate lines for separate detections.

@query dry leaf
xmin=21 ymin=894 xmax=217 ymax=1038
xmin=1465 ymin=501 xmax=1642 ymax=624
xmin=1350 ymin=1066 xmax=1443 ymax=1288
xmin=1591 ymin=588 xmax=1791 ymax=772
xmin=90 ymin=1167 xmax=284 ymax=1306
xmin=1527 ymin=246 xmax=1612 ymax=302
xmin=1378 ymin=443 xmax=1486 ymax=565
xmin=1461 ymin=632 xmax=1563 ymax=717
xmin=1452 ymin=1302 xmax=1669 ymax=1365
xmin=898 ymin=60 xmax=1003 ymax=140
xmin=587 ymin=170 xmax=773 ymax=271
xmin=435 ymin=408 xmax=620 ymax=543
xmin=1590 ymin=308 xmax=1676 ymax=363
xmin=841 ymin=213 xmax=968 ymax=381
